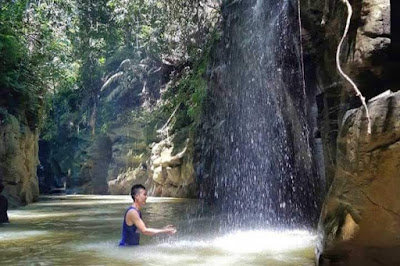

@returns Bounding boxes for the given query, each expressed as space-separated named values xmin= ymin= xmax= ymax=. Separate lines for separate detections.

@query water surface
xmin=0 ymin=195 xmax=315 ymax=265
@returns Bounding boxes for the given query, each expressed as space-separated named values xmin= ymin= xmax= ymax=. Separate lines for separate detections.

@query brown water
xmin=0 ymin=195 xmax=315 ymax=265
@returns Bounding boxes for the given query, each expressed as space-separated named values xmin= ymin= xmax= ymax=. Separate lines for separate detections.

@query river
xmin=0 ymin=195 xmax=315 ymax=265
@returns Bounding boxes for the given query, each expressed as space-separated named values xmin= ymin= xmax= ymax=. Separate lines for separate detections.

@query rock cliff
xmin=301 ymin=0 xmax=395 ymax=189
xmin=316 ymin=91 xmax=400 ymax=265
xmin=301 ymin=0 xmax=399 ymax=264
xmin=148 ymin=136 xmax=197 ymax=197
xmin=108 ymin=131 xmax=197 ymax=198
xmin=0 ymin=114 xmax=39 ymax=206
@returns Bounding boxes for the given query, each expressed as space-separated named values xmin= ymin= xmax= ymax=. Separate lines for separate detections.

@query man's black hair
xmin=0 ymin=183 xmax=4 ymax=193
xmin=131 ymin=184 xmax=145 ymax=201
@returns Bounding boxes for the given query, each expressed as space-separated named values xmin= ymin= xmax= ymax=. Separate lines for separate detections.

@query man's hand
xmin=163 ymin=225 xmax=177 ymax=235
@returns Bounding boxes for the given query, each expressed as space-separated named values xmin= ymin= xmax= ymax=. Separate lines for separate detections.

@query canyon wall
xmin=301 ymin=0 xmax=399 ymax=264
xmin=0 ymin=114 xmax=39 ymax=206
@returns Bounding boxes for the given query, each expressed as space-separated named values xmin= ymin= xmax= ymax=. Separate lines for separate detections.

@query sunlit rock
xmin=108 ymin=166 xmax=148 ymax=195
xmin=166 ymin=167 xmax=181 ymax=186
xmin=152 ymin=166 xmax=166 ymax=185
xmin=316 ymin=91 xmax=400 ymax=265
xmin=353 ymin=0 xmax=391 ymax=77
xmin=107 ymin=125 xmax=196 ymax=197
xmin=149 ymin=136 xmax=197 ymax=198
xmin=152 ymin=140 xmax=185 ymax=167
xmin=0 ymin=114 xmax=39 ymax=206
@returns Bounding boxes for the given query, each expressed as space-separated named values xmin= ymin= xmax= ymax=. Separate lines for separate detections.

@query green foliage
xmin=163 ymin=30 xmax=220 ymax=134
xmin=108 ymin=0 xmax=167 ymax=58
xmin=0 ymin=0 xmax=79 ymax=129
xmin=0 ymin=1 xmax=42 ymax=129
xmin=41 ymin=86 xmax=81 ymax=142
xmin=1 ymin=0 xmax=221 ymax=187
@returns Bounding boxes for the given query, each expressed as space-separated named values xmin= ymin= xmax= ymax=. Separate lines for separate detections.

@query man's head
xmin=131 ymin=184 xmax=146 ymax=202
xmin=0 ymin=183 xmax=4 ymax=194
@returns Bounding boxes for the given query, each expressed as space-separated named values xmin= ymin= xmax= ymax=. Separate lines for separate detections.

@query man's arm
xmin=127 ymin=210 xmax=176 ymax=236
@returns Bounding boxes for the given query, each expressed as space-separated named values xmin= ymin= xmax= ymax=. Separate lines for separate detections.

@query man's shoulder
xmin=126 ymin=207 xmax=141 ymax=224
xmin=126 ymin=207 xmax=140 ymax=216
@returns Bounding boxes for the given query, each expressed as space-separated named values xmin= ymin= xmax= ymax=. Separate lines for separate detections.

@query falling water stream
xmin=0 ymin=195 xmax=315 ymax=265
xmin=198 ymin=0 xmax=319 ymax=228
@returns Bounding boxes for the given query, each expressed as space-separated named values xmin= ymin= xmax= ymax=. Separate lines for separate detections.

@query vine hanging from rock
xmin=336 ymin=0 xmax=372 ymax=134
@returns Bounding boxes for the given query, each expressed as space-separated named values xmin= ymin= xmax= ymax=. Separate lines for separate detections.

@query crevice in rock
xmin=360 ymin=190 xmax=400 ymax=217
xmin=365 ymin=137 xmax=400 ymax=153
xmin=362 ymin=31 xmax=391 ymax=39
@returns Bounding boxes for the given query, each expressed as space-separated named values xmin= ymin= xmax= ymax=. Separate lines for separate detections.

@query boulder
xmin=317 ymin=91 xmax=400 ymax=265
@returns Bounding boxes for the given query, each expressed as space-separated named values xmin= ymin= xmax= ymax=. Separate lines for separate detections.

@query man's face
xmin=135 ymin=189 xmax=147 ymax=206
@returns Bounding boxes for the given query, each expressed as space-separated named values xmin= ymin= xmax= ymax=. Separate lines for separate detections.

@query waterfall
xmin=197 ymin=0 xmax=320 ymax=228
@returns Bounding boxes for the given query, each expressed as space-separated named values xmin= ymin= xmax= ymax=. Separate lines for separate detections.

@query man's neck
xmin=132 ymin=202 xmax=141 ymax=210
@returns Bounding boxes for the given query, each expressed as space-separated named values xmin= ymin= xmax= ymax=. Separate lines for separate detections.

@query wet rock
xmin=316 ymin=91 xmax=400 ymax=265
xmin=159 ymin=183 xmax=197 ymax=198
xmin=0 ymin=183 xmax=9 ymax=223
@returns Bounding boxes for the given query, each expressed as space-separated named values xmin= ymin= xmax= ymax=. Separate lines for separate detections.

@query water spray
xmin=336 ymin=0 xmax=372 ymax=134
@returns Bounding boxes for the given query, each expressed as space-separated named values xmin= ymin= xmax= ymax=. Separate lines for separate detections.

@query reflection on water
xmin=0 ymin=195 xmax=315 ymax=265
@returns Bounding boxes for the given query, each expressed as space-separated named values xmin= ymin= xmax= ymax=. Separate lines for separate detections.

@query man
xmin=0 ymin=183 xmax=9 ymax=223
xmin=119 ymin=184 xmax=176 ymax=246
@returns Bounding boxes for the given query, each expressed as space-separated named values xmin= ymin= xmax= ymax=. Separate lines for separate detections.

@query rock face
xmin=301 ymin=0 xmax=394 ymax=190
xmin=301 ymin=0 xmax=399 ymax=263
xmin=148 ymin=137 xmax=197 ymax=198
xmin=108 ymin=166 xmax=149 ymax=195
xmin=353 ymin=0 xmax=391 ymax=77
xmin=78 ymin=135 xmax=112 ymax=194
xmin=0 ymin=115 xmax=39 ymax=206
xmin=107 ymin=133 xmax=197 ymax=198
xmin=316 ymin=91 xmax=400 ymax=265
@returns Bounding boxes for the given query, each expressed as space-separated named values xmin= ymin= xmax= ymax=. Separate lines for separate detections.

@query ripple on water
xmin=37 ymin=195 xmax=186 ymax=204
xmin=8 ymin=210 xmax=72 ymax=220
xmin=0 ymin=230 xmax=49 ymax=241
